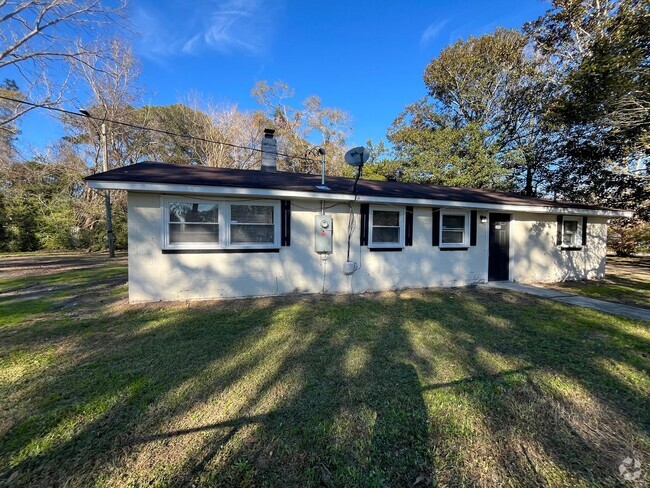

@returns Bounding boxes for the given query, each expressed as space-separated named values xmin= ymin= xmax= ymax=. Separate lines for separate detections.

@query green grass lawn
xmin=547 ymin=255 xmax=650 ymax=309
xmin=0 ymin=254 xmax=648 ymax=487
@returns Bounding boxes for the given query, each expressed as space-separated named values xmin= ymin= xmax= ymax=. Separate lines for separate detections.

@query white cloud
xmin=420 ymin=19 xmax=450 ymax=45
xmin=182 ymin=34 xmax=202 ymax=55
xmin=202 ymin=0 xmax=268 ymax=54
xmin=134 ymin=7 xmax=178 ymax=58
xmin=135 ymin=0 xmax=280 ymax=59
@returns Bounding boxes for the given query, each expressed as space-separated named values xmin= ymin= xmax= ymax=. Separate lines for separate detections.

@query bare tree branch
xmin=0 ymin=0 xmax=128 ymax=127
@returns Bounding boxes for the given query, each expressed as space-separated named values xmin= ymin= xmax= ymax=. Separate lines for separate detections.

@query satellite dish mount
xmin=342 ymin=146 xmax=370 ymax=275
xmin=344 ymin=146 xmax=369 ymax=195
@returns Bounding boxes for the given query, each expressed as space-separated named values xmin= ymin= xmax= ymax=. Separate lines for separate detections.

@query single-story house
xmin=85 ymin=136 xmax=631 ymax=303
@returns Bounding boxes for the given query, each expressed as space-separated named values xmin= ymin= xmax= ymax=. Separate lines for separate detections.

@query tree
xmin=58 ymin=38 xmax=142 ymax=255
xmin=133 ymin=103 xmax=212 ymax=166
xmin=121 ymin=101 xmax=265 ymax=169
xmin=0 ymin=152 xmax=99 ymax=251
xmin=550 ymin=0 xmax=648 ymax=150
xmin=389 ymin=29 xmax=553 ymax=193
xmin=422 ymin=29 xmax=528 ymax=128
xmin=70 ymin=38 xmax=144 ymax=171
xmin=0 ymin=160 xmax=42 ymax=251
xmin=389 ymin=108 xmax=509 ymax=188
xmin=0 ymin=79 xmax=21 ymax=163
xmin=0 ymin=0 xmax=127 ymax=127
xmin=252 ymin=80 xmax=352 ymax=175
xmin=526 ymin=0 xmax=648 ymax=158
xmin=303 ymin=95 xmax=351 ymax=174
xmin=525 ymin=0 xmax=617 ymax=69
xmin=525 ymin=0 xmax=649 ymax=217
xmin=357 ymin=139 xmax=405 ymax=181
xmin=181 ymin=97 xmax=268 ymax=169
xmin=609 ymin=221 xmax=650 ymax=256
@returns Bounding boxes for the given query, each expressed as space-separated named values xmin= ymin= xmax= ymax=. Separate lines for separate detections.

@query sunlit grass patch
xmin=597 ymin=357 xmax=650 ymax=397
xmin=0 ymin=347 xmax=59 ymax=387
xmin=0 ymin=299 xmax=55 ymax=328
xmin=343 ymin=344 xmax=370 ymax=377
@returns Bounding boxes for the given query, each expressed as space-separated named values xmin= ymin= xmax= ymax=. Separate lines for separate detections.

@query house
xmin=85 ymin=133 xmax=631 ymax=303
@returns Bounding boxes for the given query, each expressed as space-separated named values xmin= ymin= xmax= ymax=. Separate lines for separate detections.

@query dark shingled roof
xmin=86 ymin=162 xmax=619 ymax=211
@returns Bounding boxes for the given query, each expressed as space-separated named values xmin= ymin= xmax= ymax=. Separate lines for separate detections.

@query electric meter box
xmin=314 ymin=215 xmax=333 ymax=253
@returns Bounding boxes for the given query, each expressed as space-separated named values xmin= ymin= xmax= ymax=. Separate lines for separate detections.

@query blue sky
xmin=16 ymin=0 xmax=550 ymax=156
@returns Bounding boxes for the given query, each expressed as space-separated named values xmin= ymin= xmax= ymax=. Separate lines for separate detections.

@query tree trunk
xmin=524 ymin=165 xmax=534 ymax=196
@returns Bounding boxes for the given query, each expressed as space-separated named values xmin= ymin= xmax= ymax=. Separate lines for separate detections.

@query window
xmin=162 ymin=198 xmax=280 ymax=250
xmin=562 ymin=217 xmax=582 ymax=247
xmin=230 ymin=204 xmax=275 ymax=244
xmin=168 ymin=202 xmax=219 ymax=244
xmin=370 ymin=206 xmax=404 ymax=247
xmin=440 ymin=211 xmax=469 ymax=247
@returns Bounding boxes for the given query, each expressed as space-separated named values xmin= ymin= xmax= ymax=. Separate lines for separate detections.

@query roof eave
xmin=86 ymin=180 xmax=633 ymax=218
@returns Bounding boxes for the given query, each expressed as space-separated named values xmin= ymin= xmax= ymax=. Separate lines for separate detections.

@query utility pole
xmin=101 ymin=122 xmax=115 ymax=257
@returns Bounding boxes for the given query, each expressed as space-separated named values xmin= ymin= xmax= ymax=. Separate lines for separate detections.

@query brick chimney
xmin=261 ymin=128 xmax=277 ymax=172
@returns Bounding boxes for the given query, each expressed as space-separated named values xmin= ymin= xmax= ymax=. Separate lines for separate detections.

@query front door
xmin=488 ymin=213 xmax=511 ymax=281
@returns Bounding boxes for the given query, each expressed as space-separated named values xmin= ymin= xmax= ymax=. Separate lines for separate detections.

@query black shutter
xmin=360 ymin=204 xmax=369 ymax=246
xmin=405 ymin=206 xmax=414 ymax=246
xmin=556 ymin=215 xmax=563 ymax=246
xmin=281 ymin=200 xmax=291 ymax=246
xmin=582 ymin=216 xmax=588 ymax=246
xmin=432 ymin=208 xmax=440 ymax=246
xmin=470 ymin=210 xmax=477 ymax=246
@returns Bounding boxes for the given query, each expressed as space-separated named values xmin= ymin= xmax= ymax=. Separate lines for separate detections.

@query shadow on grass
xmin=0 ymin=286 xmax=648 ymax=487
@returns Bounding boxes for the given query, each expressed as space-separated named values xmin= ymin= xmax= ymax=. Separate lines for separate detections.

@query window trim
xmin=440 ymin=210 xmax=470 ymax=248
xmin=561 ymin=216 xmax=583 ymax=248
xmin=161 ymin=196 xmax=281 ymax=250
xmin=369 ymin=205 xmax=405 ymax=248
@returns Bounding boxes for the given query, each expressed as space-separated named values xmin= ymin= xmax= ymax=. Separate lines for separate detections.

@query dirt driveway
xmin=0 ymin=252 xmax=127 ymax=281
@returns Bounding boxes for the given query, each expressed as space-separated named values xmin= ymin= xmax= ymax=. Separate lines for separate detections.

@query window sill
xmin=560 ymin=246 xmax=583 ymax=251
xmin=162 ymin=248 xmax=280 ymax=254
xmin=439 ymin=247 xmax=469 ymax=251
xmin=369 ymin=247 xmax=403 ymax=252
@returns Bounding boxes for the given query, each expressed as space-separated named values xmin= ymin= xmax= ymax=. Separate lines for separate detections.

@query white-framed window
xmin=369 ymin=206 xmax=405 ymax=247
xmin=168 ymin=201 xmax=220 ymax=246
xmin=162 ymin=197 xmax=280 ymax=250
xmin=562 ymin=217 xmax=583 ymax=247
xmin=229 ymin=203 xmax=278 ymax=246
xmin=440 ymin=210 xmax=470 ymax=247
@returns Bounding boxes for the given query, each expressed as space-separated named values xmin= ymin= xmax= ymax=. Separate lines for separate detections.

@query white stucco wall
xmin=127 ymin=192 xmax=490 ymax=302
xmin=510 ymin=212 xmax=608 ymax=283
xmin=127 ymin=192 xmax=609 ymax=302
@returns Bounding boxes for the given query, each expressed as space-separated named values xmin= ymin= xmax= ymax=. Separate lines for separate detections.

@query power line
xmin=0 ymin=94 xmax=319 ymax=163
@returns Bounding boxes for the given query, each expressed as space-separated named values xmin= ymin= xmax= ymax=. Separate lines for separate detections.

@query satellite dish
xmin=344 ymin=146 xmax=370 ymax=167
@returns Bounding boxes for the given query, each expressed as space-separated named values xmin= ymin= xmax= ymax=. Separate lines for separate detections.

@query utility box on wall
xmin=314 ymin=215 xmax=333 ymax=253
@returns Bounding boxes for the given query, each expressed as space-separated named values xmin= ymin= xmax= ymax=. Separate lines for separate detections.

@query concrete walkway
xmin=482 ymin=281 xmax=650 ymax=322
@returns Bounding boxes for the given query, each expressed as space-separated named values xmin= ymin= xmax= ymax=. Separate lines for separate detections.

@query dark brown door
xmin=488 ymin=213 xmax=511 ymax=281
